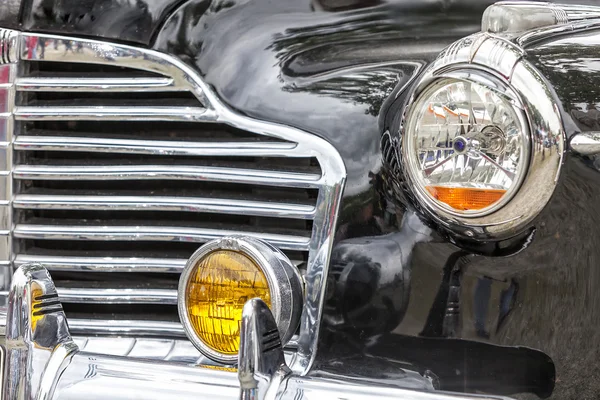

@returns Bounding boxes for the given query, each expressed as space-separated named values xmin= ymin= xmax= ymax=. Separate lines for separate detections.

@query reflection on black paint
xmin=23 ymin=0 xmax=184 ymax=45
xmin=17 ymin=0 xmax=598 ymax=396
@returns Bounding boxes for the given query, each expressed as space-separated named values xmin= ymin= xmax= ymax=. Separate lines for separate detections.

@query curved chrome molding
xmin=480 ymin=2 xmax=600 ymax=49
xmin=400 ymin=33 xmax=565 ymax=239
xmin=178 ymin=236 xmax=303 ymax=364
xmin=482 ymin=1 xmax=600 ymax=35
xmin=239 ymin=298 xmax=291 ymax=400
xmin=4 ymin=264 xmax=79 ymax=400
xmin=0 ymin=28 xmax=16 ymax=273
xmin=571 ymin=132 xmax=600 ymax=156
xmin=517 ymin=18 xmax=600 ymax=48
xmin=1 ymin=28 xmax=347 ymax=374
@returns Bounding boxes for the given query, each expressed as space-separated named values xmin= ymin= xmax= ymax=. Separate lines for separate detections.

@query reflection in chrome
xmin=570 ymin=132 xmax=600 ymax=156
xmin=1 ymin=265 xmax=515 ymax=399
xmin=0 ymin=28 xmax=346 ymax=374
xmin=238 ymin=298 xmax=291 ymax=400
xmin=13 ymin=193 xmax=316 ymax=219
xmin=482 ymin=2 xmax=600 ymax=35
xmin=178 ymin=236 xmax=303 ymax=364
xmin=4 ymin=264 xmax=79 ymax=400
xmin=69 ymin=319 xmax=186 ymax=338
xmin=72 ymin=336 xmax=205 ymax=363
xmin=13 ymin=164 xmax=323 ymax=188
xmin=56 ymin=287 xmax=178 ymax=305
xmin=400 ymin=33 xmax=565 ymax=239
xmin=404 ymin=77 xmax=529 ymax=217
xmin=13 ymin=224 xmax=312 ymax=251
xmin=13 ymin=135 xmax=299 ymax=156
xmin=14 ymin=105 xmax=216 ymax=121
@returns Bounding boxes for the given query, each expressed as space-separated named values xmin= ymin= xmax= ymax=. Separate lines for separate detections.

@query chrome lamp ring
xmin=177 ymin=236 xmax=303 ymax=364
xmin=403 ymin=68 xmax=531 ymax=220
xmin=400 ymin=33 xmax=565 ymax=240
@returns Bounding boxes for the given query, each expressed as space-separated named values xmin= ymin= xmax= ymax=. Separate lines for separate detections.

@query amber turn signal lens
xmin=426 ymin=186 xmax=506 ymax=211
xmin=184 ymin=250 xmax=271 ymax=355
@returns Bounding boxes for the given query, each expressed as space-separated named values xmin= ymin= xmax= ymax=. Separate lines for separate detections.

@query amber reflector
xmin=185 ymin=250 xmax=271 ymax=355
xmin=426 ymin=186 xmax=506 ymax=211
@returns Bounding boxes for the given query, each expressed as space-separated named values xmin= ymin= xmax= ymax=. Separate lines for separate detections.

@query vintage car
xmin=0 ymin=0 xmax=599 ymax=398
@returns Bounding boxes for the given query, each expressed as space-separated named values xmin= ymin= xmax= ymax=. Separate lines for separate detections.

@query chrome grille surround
xmin=0 ymin=28 xmax=346 ymax=374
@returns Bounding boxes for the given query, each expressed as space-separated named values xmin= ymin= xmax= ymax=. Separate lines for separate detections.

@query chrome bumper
xmin=0 ymin=265 xmax=511 ymax=400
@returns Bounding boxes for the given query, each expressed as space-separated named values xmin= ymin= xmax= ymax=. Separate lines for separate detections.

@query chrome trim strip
xmin=56 ymin=287 xmax=178 ymax=305
xmin=280 ymin=377 xmax=510 ymax=400
xmin=14 ymin=136 xmax=300 ymax=157
xmin=15 ymin=77 xmax=176 ymax=92
xmin=69 ymin=320 xmax=186 ymax=338
xmin=14 ymin=255 xmax=188 ymax=273
xmin=482 ymin=1 xmax=600 ymax=35
xmin=19 ymin=34 xmax=213 ymax=108
xmin=14 ymin=106 xmax=216 ymax=121
xmin=13 ymin=224 xmax=312 ymax=251
xmin=570 ymin=132 xmax=600 ymax=156
xmin=71 ymin=336 xmax=204 ymax=362
xmin=13 ymin=195 xmax=317 ymax=219
xmin=13 ymin=165 xmax=323 ymax=188
xmin=37 ymin=341 xmax=79 ymax=400
xmin=14 ymin=255 xmax=305 ymax=273
xmin=516 ymin=19 xmax=600 ymax=48
xmin=0 ymin=30 xmax=15 ymax=283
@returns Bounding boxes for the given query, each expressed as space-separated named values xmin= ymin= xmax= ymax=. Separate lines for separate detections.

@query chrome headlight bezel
xmin=177 ymin=236 xmax=303 ymax=364
xmin=400 ymin=34 xmax=565 ymax=240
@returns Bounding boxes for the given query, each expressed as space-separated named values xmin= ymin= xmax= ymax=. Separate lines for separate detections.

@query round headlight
xmin=178 ymin=236 xmax=303 ymax=364
xmin=399 ymin=34 xmax=564 ymax=239
xmin=404 ymin=77 xmax=529 ymax=216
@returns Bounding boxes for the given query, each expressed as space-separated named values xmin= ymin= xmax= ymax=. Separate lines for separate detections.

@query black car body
xmin=1 ymin=1 xmax=599 ymax=399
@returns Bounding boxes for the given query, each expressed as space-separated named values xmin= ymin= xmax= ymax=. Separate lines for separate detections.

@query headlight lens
xmin=185 ymin=250 xmax=272 ymax=355
xmin=404 ymin=77 xmax=529 ymax=216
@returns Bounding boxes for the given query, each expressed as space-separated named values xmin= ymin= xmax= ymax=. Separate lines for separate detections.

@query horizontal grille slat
xmin=14 ymin=224 xmax=312 ymax=251
xmin=14 ymin=106 xmax=215 ymax=121
xmin=13 ymin=165 xmax=322 ymax=188
xmin=68 ymin=319 xmax=186 ymax=337
xmin=13 ymin=194 xmax=316 ymax=219
xmin=56 ymin=287 xmax=178 ymax=305
xmin=15 ymin=77 xmax=176 ymax=92
xmin=8 ymin=32 xmax=345 ymax=349
xmin=14 ymin=255 xmax=187 ymax=273
xmin=14 ymin=136 xmax=299 ymax=156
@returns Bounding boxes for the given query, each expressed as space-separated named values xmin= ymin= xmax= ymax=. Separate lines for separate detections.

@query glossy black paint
xmin=0 ymin=0 xmax=21 ymax=30
xmin=11 ymin=0 xmax=600 ymax=398
xmin=18 ymin=0 xmax=185 ymax=45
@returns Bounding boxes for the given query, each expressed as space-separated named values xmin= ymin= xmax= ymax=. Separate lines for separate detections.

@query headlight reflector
xmin=404 ymin=77 xmax=529 ymax=216
xmin=185 ymin=250 xmax=271 ymax=355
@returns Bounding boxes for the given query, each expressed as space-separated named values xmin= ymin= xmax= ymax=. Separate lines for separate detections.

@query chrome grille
xmin=14 ymin=62 xmax=316 ymax=314
xmin=1 ymin=31 xmax=346 ymax=372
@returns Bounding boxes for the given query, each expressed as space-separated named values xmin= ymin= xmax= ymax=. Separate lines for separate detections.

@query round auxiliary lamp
xmin=177 ymin=236 xmax=303 ymax=364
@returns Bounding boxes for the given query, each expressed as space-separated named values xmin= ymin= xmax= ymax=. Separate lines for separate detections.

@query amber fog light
xmin=178 ymin=236 xmax=303 ymax=364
